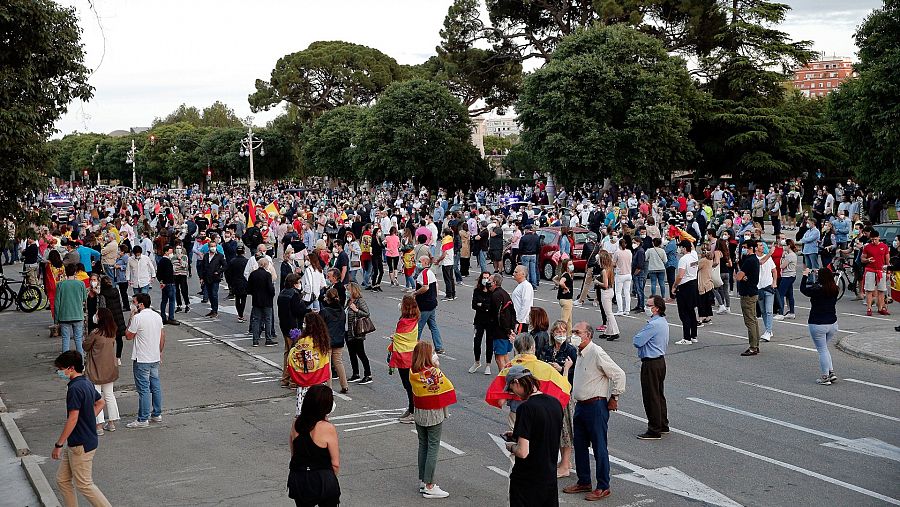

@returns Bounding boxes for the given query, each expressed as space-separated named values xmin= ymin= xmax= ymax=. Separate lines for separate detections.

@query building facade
xmin=791 ymin=57 xmax=855 ymax=98
xmin=485 ymin=117 xmax=520 ymax=137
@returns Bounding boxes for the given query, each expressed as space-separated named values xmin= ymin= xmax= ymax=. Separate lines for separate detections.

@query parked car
xmin=873 ymin=221 xmax=900 ymax=244
xmin=502 ymin=226 xmax=597 ymax=280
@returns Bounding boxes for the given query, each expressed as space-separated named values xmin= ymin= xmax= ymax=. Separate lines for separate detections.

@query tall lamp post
xmin=92 ymin=144 xmax=99 ymax=186
xmin=126 ymin=139 xmax=138 ymax=189
xmin=239 ymin=119 xmax=264 ymax=191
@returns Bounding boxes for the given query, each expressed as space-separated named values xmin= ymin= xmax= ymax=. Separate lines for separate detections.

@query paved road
xmin=1 ymin=265 xmax=898 ymax=506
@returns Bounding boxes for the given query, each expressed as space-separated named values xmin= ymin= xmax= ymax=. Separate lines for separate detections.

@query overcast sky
xmin=53 ymin=0 xmax=882 ymax=137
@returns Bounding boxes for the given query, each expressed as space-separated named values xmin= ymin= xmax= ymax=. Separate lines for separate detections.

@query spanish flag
xmin=264 ymin=200 xmax=280 ymax=217
xmin=441 ymin=235 xmax=453 ymax=254
xmin=247 ymin=197 xmax=257 ymax=227
xmin=388 ymin=317 xmax=419 ymax=369
xmin=485 ymin=354 xmax=571 ymax=409
xmin=410 ymin=366 xmax=457 ymax=410
xmin=286 ymin=336 xmax=331 ymax=387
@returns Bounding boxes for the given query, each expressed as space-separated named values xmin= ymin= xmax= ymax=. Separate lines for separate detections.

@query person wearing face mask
xmin=632 ymin=295 xmax=669 ymax=440
xmin=125 ymin=293 xmax=165 ymax=428
xmin=631 ymin=238 xmax=647 ymax=313
xmin=125 ymin=245 xmax=156 ymax=296
xmin=469 ymin=271 xmax=495 ymax=375
xmin=96 ymin=275 xmax=127 ymax=365
xmin=557 ymin=259 xmax=575 ymax=329
xmin=672 ymin=241 xmax=699 ymax=345
xmin=736 ymin=240 xmax=762 ymax=356
xmin=85 ymin=308 xmax=121 ymax=435
xmin=156 ymin=245 xmax=179 ymax=325
xmin=51 ymin=350 xmax=112 ymax=507
xmin=799 ymin=217 xmax=821 ymax=271
xmin=86 ymin=273 xmax=101 ymax=334
xmin=538 ymin=319 xmax=577 ymax=477
xmin=172 ymin=244 xmax=190 ymax=314
xmin=56 ymin=263 xmax=89 ymax=357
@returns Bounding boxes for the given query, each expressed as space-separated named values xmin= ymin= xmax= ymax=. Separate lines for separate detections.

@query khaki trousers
xmin=57 ymin=445 xmax=111 ymax=507
xmin=559 ymin=299 xmax=573 ymax=331
xmin=577 ymin=266 xmax=595 ymax=303
xmin=740 ymin=295 xmax=760 ymax=349
xmin=330 ymin=348 xmax=348 ymax=390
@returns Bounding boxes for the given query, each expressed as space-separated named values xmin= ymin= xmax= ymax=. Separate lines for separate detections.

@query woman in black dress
xmin=288 ymin=385 xmax=340 ymax=507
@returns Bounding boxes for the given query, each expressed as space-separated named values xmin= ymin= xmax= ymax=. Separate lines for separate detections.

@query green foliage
xmin=301 ymin=105 xmax=367 ymax=179
xmin=0 ymin=0 xmax=92 ymax=217
xmin=517 ymin=25 xmax=698 ymax=185
xmin=249 ymin=41 xmax=405 ymax=121
xmin=355 ymin=79 xmax=492 ymax=189
xmin=152 ymin=101 xmax=244 ymax=128
xmin=501 ymin=143 xmax=538 ymax=176
xmin=483 ymin=135 xmax=514 ymax=154
xmin=828 ymin=1 xmax=900 ymax=196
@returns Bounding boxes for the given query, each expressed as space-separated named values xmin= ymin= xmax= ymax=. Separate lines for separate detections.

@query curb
xmin=837 ymin=335 xmax=900 ymax=366
xmin=0 ymin=393 xmax=61 ymax=506
xmin=1 ymin=412 xmax=30 ymax=457
xmin=22 ymin=455 xmax=62 ymax=507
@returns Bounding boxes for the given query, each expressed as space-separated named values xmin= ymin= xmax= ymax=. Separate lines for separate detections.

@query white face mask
xmin=569 ymin=335 xmax=582 ymax=347
xmin=567 ymin=263 xmax=575 ymax=272
xmin=91 ymin=314 xmax=98 ymax=324
xmin=90 ymin=281 xmax=99 ymax=289
xmin=554 ymin=334 xmax=567 ymax=344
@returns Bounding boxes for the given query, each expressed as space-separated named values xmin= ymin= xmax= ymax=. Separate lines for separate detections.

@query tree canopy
xmin=517 ymin=25 xmax=698 ymax=185
xmin=300 ymin=105 xmax=367 ymax=179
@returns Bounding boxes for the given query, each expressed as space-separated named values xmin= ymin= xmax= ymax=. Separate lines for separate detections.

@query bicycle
xmin=831 ymin=255 xmax=857 ymax=301
xmin=0 ymin=270 xmax=48 ymax=313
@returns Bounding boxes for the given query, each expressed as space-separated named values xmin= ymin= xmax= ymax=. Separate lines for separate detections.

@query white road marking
xmin=330 ymin=409 xmax=406 ymax=421
xmin=778 ymin=343 xmax=817 ymax=352
xmin=334 ymin=418 xmax=397 ymax=427
xmin=225 ymin=337 xmax=254 ymax=342
xmin=238 ymin=372 xmax=264 ymax=376
xmin=186 ymin=342 xmax=213 ymax=347
xmin=688 ymin=397 xmax=900 ymax=462
xmin=844 ymin=379 xmax=900 ymax=393
xmin=610 ymin=455 xmax=741 ymax=507
xmin=615 ymin=410 xmax=900 ymax=505
xmin=178 ymin=337 xmax=206 ymax=342
xmin=344 ymin=420 xmax=401 ymax=432
xmin=712 ymin=331 xmax=745 ymax=339
xmin=486 ymin=465 xmax=509 ymax=477
xmin=251 ymin=379 xmax=280 ymax=384
xmin=840 ymin=312 xmax=896 ymax=322
xmin=738 ymin=381 xmax=900 ymax=422
xmin=407 ymin=429 xmax=465 ymax=455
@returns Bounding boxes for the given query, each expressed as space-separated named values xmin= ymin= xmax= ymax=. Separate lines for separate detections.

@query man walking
xmin=512 ymin=265 xmax=534 ymax=334
xmin=632 ymin=295 xmax=669 ymax=440
xmin=55 ymin=264 xmax=88 ymax=356
xmin=125 ymin=293 xmax=165 ymax=428
xmin=736 ymin=240 xmax=761 ymax=356
xmin=414 ymin=256 xmax=444 ymax=354
xmin=125 ymin=245 xmax=155 ymax=295
xmin=247 ymin=257 xmax=277 ymax=347
xmin=52 ymin=351 xmax=112 ymax=507
xmin=563 ymin=321 xmax=626 ymax=501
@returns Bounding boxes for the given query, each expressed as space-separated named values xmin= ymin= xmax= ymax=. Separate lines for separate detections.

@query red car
xmin=503 ymin=227 xmax=597 ymax=280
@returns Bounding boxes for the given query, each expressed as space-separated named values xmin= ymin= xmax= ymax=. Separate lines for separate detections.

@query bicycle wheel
xmin=836 ymin=273 xmax=846 ymax=301
xmin=17 ymin=286 xmax=45 ymax=313
xmin=0 ymin=285 xmax=12 ymax=311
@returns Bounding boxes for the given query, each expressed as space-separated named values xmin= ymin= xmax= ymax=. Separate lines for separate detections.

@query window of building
xmin=827 ymin=82 xmax=832 ymax=88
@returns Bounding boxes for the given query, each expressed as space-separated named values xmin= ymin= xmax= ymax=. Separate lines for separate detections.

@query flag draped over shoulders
xmin=410 ymin=366 xmax=457 ymax=410
xmin=484 ymin=354 xmax=571 ymax=408
xmin=247 ymin=198 xmax=257 ymax=227
xmin=388 ymin=317 xmax=418 ymax=369
xmin=287 ymin=336 xmax=330 ymax=387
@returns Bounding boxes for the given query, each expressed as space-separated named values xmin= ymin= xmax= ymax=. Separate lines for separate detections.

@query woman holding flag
xmin=410 ymin=340 xmax=456 ymax=499
xmin=287 ymin=313 xmax=333 ymax=416
xmin=390 ymin=296 xmax=420 ymax=424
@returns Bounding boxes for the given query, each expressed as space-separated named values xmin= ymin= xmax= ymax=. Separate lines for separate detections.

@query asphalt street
xmin=1 ymin=265 xmax=898 ymax=507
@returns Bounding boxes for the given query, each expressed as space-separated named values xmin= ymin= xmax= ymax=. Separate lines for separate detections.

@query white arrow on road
xmin=688 ymin=397 xmax=900 ymax=463
xmin=489 ymin=433 xmax=742 ymax=506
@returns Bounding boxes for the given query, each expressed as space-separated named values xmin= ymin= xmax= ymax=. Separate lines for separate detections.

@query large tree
xmin=249 ymin=41 xmax=405 ymax=122
xmin=517 ymin=25 xmax=698 ymax=185
xmin=153 ymin=101 xmax=244 ymax=129
xmin=355 ymin=79 xmax=492 ymax=188
xmin=301 ymin=105 xmax=367 ymax=179
xmin=0 ymin=0 xmax=93 ymax=220
xmin=828 ymin=0 xmax=900 ymax=196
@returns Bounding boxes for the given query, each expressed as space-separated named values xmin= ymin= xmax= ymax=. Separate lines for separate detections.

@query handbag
xmin=710 ymin=268 xmax=724 ymax=288
xmin=352 ymin=315 xmax=376 ymax=337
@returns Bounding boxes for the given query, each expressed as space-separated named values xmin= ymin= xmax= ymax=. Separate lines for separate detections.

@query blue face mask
xmin=56 ymin=369 xmax=69 ymax=380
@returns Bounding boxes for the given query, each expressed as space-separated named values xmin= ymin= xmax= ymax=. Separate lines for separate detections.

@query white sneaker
xmin=760 ymin=332 xmax=772 ymax=342
xmin=150 ymin=415 xmax=163 ymax=423
xmin=419 ymin=481 xmax=426 ymax=493
xmin=468 ymin=362 xmax=481 ymax=374
xmin=675 ymin=339 xmax=693 ymax=345
xmin=774 ymin=314 xmax=784 ymax=321
xmin=574 ymin=300 xmax=583 ymax=306
xmin=785 ymin=313 xmax=796 ymax=319
xmin=116 ymin=358 xmax=121 ymax=366
xmin=716 ymin=305 xmax=728 ymax=314
xmin=484 ymin=365 xmax=491 ymax=375
xmin=423 ymin=484 xmax=450 ymax=499
xmin=126 ymin=420 xmax=149 ymax=429
xmin=691 ymin=338 xmax=698 ymax=343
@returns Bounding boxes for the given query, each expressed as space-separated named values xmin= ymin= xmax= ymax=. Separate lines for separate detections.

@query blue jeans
xmin=808 ymin=323 xmax=837 ymax=375
xmin=59 ymin=321 xmax=84 ymax=357
xmin=477 ymin=251 xmax=488 ymax=274
xmin=250 ymin=306 xmax=274 ymax=344
xmin=648 ymin=271 xmax=666 ymax=298
xmin=521 ymin=254 xmax=538 ymax=288
xmin=418 ymin=310 xmax=443 ymax=351
xmin=160 ymin=284 xmax=175 ymax=321
xmin=574 ymin=399 xmax=611 ymax=490
xmin=633 ymin=272 xmax=647 ymax=308
xmin=803 ymin=253 xmax=820 ymax=270
xmin=133 ymin=361 xmax=162 ymax=422
xmin=362 ymin=264 xmax=372 ymax=287
xmin=453 ymin=253 xmax=462 ymax=283
xmin=776 ymin=276 xmax=796 ymax=315
xmin=205 ymin=281 xmax=220 ymax=313
xmin=757 ymin=287 xmax=775 ymax=333
xmin=132 ymin=285 xmax=150 ymax=295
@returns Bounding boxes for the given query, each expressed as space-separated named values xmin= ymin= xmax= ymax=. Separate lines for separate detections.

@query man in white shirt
xmin=511 ymin=265 xmax=534 ymax=334
xmin=672 ymin=241 xmax=700 ymax=344
xmin=244 ymin=243 xmax=273 ymax=280
xmin=125 ymin=245 xmax=156 ymax=295
xmin=125 ymin=293 xmax=165 ymax=428
xmin=756 ymin=241 xmax=778 ymax=342
xmin=564 ymin=321 xmax=626 ymax=501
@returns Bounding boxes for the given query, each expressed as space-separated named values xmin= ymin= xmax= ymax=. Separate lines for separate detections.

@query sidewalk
xmin=0 ymin=420 xmax=42 ymax=507
xmin=838 ymin=331 xmax=900 ymax=365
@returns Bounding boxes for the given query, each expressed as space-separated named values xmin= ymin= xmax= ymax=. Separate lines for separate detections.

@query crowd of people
xmin=16 ymin=175 xmax=898 ymax=506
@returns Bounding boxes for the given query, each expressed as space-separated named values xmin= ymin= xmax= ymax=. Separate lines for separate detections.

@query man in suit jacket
xmin=201 ymin=239 xmax=226 ymax=318
xmin=246 ymin=257 xmax=276 ymax=347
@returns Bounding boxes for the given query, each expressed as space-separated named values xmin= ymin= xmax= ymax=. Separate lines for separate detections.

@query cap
xmin=504 ymin=365 xmax=533 ymax=393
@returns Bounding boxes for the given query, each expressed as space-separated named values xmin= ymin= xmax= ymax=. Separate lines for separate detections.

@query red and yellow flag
xmin=410 ymin=366 xmax=457 ymax=410
xmin=388 ymin=317 xmax=419 ymax=369
xmin=441 ymin=235 xmax=453 ymax=253
xmin=485 ymin=354 xmax=571 ymax=409
xmin=287 ymin=337 xmax=331 ymax=387
xmin=247 ymin=197 xmax=257 ymax=227
xmin=264 ymin=200 xmax=280 ymax=217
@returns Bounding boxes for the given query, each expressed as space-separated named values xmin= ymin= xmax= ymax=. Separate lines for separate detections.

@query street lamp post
xmin=126 ymin=139 xmax=138 ymax=189
xmin=239 ymin=120 xmax=264 ymax=191
xmin=92 ymin=144 xmax=99 ymax=186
